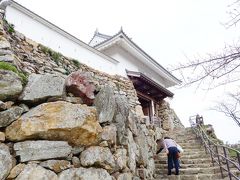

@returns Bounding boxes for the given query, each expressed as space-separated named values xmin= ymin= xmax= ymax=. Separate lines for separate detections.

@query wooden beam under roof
xmin=127 ymin=70 xmax=173 ymax=102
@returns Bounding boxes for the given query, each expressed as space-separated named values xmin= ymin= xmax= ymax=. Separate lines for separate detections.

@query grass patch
xmin=39 ymin=44 xmax=49 ymax=54
xmin=39 ymin=44 xmax=62 ymax=64
xmin=71 ymin=58 xmax=81 ymax=68
xmin=228 ymin=148 xmax=240 ymax=158
xmin=50 ymin=51 xmax=61 ymax=63
xmin=0 ymin=62 xmax=28 ymax=85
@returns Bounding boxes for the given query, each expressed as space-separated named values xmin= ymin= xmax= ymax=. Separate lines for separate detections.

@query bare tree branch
xmin=171 ymin=45 xmax=240 ymax=89
xmin=170 ymin=1 xmax=240 ymax=127
xmin=213 ymin=92 xmax=240 ymax=127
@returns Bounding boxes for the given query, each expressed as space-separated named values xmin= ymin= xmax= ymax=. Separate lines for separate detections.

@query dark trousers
xmin=167 ymin=147 xmax=179 ymax=175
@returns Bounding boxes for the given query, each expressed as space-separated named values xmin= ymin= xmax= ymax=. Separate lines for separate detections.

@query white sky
xmin=14 ymin=0 xmax=240 ymax=143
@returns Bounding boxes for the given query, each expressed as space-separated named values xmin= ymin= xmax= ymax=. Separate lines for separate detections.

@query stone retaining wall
xmin=0 ymin=12 xmax=162 ymax=179
xmin=0 ymin=10 xmax=182 ymax=179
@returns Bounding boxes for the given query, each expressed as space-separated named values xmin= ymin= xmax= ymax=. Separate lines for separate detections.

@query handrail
xmin=189 ymin=115 xmax=240 ymax=180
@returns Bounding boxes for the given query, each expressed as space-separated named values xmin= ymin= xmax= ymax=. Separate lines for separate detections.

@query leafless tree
xmin=172 ymin=49 xmax=240 ymax=127
xmin=213 ymin=92 xmax=240 ymax=127
xmin=172 ymin=44 xmax=240 ymax=90
xmin=171 ymin=1 xmax=240 ymax=126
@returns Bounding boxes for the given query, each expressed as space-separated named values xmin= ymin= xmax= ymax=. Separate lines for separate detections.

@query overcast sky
xmin=14 ymin=0 xmax=240 ymax=143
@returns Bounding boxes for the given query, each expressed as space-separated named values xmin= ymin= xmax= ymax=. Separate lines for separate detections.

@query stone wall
xmin=0 ymin=11 xmax=166 ymax=179
xmin=157 ymin=100 xmax=184 ymax=131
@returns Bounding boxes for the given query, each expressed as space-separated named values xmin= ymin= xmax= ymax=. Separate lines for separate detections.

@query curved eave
xmin=88 ymin=30 xmax=111 ymax=45
xmin=127 ymin=70 xmax=174 ymax=101
xmin=95 ymin=31 xmax=181 ymax=87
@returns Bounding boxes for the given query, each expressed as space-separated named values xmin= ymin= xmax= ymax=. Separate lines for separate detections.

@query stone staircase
xmin=154 ymin=128 xmax=228 ymax=180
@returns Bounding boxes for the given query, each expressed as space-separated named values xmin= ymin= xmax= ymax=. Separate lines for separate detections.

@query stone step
xmin=177 ymin=150 xmax=206 ymax=155
xmin=177 ymin=145 xmax=204 ymax=150
xmin=155 ymin=163 xmax=213 ymax=169
xmin=171 ymin=129 xmax=195 ymax=133
xmin=156 ymin=151 xmax=208 ymax=158
xmin=157 ymin=153 xmax=209 ymax=159
xmin=154 ymin=173 xmax=227 ymax=180
xmin=167 ymin=134 xmax=196 ymax=139
xmin=155 ymin=157 xmax=212 ymax=165
xmin=178 ymin=147 xmax=206 ymax=151
xmin=180 ymin=157 xmax=212 ymax=164
xmin=155 ymin=166 xmax=219 ymax=175
xmin=166 ymin=131 xmax=195 ymax=135
xmin=177 ymin=140 xmax=200 ymax=144
xmin=166 ymin=134 xmax=197 ymax=139
xmin=154 ymin=127 xmax=232 ymax=180
xmin=156 ymin=146 xmax=206 ymax=152
xmin=176 ymin=138 xmax=199 ymax=143
xmin=218 ymin=168 xmax=240 ymax=177
xmin=175 ymin=139 xmax=201 ymax=145
xmin=155 ymin=169 xmax=240 ymax=180
xmin=176 ymin=141 xmax=200 ymax=145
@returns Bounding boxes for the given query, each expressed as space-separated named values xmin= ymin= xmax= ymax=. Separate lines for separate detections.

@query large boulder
xmin=94 ymin=84 xmax=116 ymax=123
xmin=65 ymin=71 xmax=95 ymax=105
xmin=80 ymin=146 xmax=115 ymax=170
xmin=127 ymin=130 xmax=138 ymax=173
xmin=101 ymin=124 xmax=117 ymax=145
xmin=59 ymin=167 xmax=112 ymax=180
xmin=115 ymin=94 xmax=130 ymax=118
xmin=5 ymin=101 xmax=102 ymax=146
xmin=127 ymin=111 xmax=139 ymax=136
xmin=18 ymin=73 xmax=66 ymax=103
xmin=0 ymin=143 xmax=13 ymax=180
xmin=135 ymin=125 xmax=149 ymax=166
xmin=114 ymin=148 xmax=127 ymax=170
xmin=0 ymin=106 xmax=23 ymax=127
xmin=0 ymin=70 xmax=23 ymax=101
xmin=115 ymin=113 xmax=128 ymax=145
xmin=114 ymin=95 xmax=130 ymax=145
xmin=14 ymin=140 xmax=72 ymax=162
xmin=146 ymin=158 xmax=155 ymax=179
xmin=15 ymin=164 xmax=58 ymax=180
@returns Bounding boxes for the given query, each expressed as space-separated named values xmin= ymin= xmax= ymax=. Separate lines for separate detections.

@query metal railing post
xmin=237 ymin=152 xmax=240 ymax=176
xmin=201 ymin=130 xmax=208 ymax=154
xmin=237 ymin=152 xmax=240 ymax=168
xmin=216 ymin=145 xmax=223 ymax=178
xmin=223 ymin=146 xmax=232 ymax=180
xmin=208 ymin=139 xmax=214 ymax=166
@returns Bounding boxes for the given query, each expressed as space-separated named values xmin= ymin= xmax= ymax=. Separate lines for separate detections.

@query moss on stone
xmin=0 ymin=62 xmax=28 ymax=85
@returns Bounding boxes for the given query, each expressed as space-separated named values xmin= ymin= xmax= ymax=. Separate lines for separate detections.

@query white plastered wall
xmin=102 ymin=45 xmax=168 ymax=87
xmin=5 ymin=5 xmax=117 ymax=75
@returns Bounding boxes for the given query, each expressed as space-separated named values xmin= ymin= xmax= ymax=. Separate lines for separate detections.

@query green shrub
xmin=8 ymin=24 xmax=15 ymax=34
xmin=3 ymin=19 xmax=15 ymax=34
xmin=0 ymin=62 xmax=28 ymax=85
